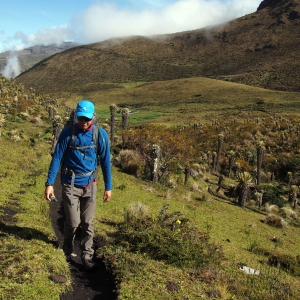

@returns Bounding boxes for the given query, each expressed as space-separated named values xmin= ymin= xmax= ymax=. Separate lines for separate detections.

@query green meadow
xmin=1 ymin=76 xmax=300 ymax=299
xmin=56 ymin=77 xmax=300 ymax=125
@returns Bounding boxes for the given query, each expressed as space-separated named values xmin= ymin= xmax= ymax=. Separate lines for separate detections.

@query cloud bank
xmin=0 ymin=0 xmax=261 ymax=53
xmin=75 ymin=0 xmax=261 ymax=43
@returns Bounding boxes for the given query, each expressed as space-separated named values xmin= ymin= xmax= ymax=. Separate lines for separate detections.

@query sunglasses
xmin=77 ymin=116 xmax=92 ymax=122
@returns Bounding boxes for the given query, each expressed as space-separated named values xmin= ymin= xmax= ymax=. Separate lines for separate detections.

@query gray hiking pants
xmin=62 ymin=182 xmax=97 ymax=259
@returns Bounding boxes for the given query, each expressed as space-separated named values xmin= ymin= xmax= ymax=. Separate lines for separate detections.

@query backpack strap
xmin=92 ymin=125 xmax=101 ymax=179
xmin=61 ymin=124 xmax=103 ymax=205
xmin=69 ymin=122 xmax=77 ymax=149
xmin=92 ymin=124 xmax=99 ymax=155
xmin=60 ymin=111 xmax=77 ymax=172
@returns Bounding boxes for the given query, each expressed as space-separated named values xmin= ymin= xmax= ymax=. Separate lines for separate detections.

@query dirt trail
xmin=50 ymin=176 xmax=117 ymax=300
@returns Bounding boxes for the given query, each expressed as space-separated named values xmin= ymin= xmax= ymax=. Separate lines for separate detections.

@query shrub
xmin=277 ymin=157 xmax=300 ymax=183
xmin=247 ymin=239 xmax=261 ymax=254
xmin=248 ymin=199 xmax=256 ymax=206
xmin=262 ymin=185 xmax=286 ymax=207
xmin=107 ymin=204 xmax=223 ymax=270
xmin=265 ymin=203 xmax=279 ymax=214
xmin=124 ymin=202 xmax=149 ymax=223
xmin=280 ymin=207 xmax=297 ymax=219
xmin=191 ymin=163 xmax=206 ymax=175
xmin=224 ymin=184 xmax=237 ymax=198
xmin=268 ymin=253 xmax=300 ymax=275
xmin=264 ymin=214 xmax=287 ymax=228
xmin=111 ymin=145 xmax=122 ymax=155
xmin=119 ymin=149 xmax=145 ymax=176
xmin=168 ymin=179 xmax=177 ymax=188
xmin=0 ymin=114 xmax=5 ymax=127
xmin=258 ymin=170 xmax=269 ymax=183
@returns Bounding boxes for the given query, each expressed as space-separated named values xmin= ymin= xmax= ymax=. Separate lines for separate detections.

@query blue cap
xmin=76 ymin=100 xmax=94 ymax=119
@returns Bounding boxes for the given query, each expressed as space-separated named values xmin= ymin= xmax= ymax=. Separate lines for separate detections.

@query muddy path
xmin=51 ymin=176 xmax=117 ymax=300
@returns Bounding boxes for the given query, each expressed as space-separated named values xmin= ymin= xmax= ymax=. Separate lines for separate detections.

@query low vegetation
xmin=1 ymin=75 xmax=300 ymax=299
xmin=0 ymin=137 xmax=70 ymax=299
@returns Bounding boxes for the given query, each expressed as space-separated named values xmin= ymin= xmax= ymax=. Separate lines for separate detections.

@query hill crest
xmin=16 ymin=0 xmax=300 ymax=93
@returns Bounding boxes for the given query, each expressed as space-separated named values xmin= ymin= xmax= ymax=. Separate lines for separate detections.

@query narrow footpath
xmin=50 ymin=176 xmax=117 ymax=300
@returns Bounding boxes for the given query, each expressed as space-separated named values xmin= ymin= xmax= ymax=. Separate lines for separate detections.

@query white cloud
xmin=0 ymin=0 xmax=261 ymax=53
xmin=14 ymin=25 xmax=72 ymax=47
xmin=73 ymin=0 xmax=261 ymax=43
xmin=0 ymin=25 xmax=73 ymax=53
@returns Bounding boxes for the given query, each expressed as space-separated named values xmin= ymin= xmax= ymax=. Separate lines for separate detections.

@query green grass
xmin=2 ymin=75 xmax=300 ymax=298
xmin=0 ymin=138 xmax=70 ymax=300
xmin=121 ymin=82 xmax=147 ymax=89
xmin=52 ymin=77 xmax=300 ymax=126
xmin=1 ymin=119 xmax=300 ymax=298
xmin=94 ymin=169 xmax=300 ymax=299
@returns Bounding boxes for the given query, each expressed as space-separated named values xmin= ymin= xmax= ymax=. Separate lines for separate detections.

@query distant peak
xmin=257 ymin=0 xmax=290 ymax=11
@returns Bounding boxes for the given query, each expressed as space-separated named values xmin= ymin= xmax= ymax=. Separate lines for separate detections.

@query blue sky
xmin=0 ymin=0 xmax=262 ymax=53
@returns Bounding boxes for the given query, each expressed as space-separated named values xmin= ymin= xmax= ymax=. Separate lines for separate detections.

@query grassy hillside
xmin=51 ymin=77 xmax=300 ymax=126
xmin=1 ymin=118 xmax=300 ymax=299
xmin=0 ymin=138 xmax=70 ymax=299
xmin=99 ymin=170 xmax=300 ymax=299
xmin=16 ymin=0 xmax=300 ymax=93
xmin=1 ymin=75 xmax=300 ymax=298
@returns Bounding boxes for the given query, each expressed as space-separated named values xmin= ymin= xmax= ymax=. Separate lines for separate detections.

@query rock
xmin=31 ymin=117 xmax=42 ymax=125
xmin=239 ymin=265 xmax=260 ymax=275
xmin=257 ymin=0 xmax=287 ymax=11
xmin=50 ymin=274 xmax=67 ymax=283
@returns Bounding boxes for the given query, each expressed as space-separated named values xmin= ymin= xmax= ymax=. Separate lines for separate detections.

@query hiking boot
xmin=82 ymin=255 xmax=96 ymax=271
xmin=63 ymin=241 xmax=73 ymax=256
xmin=65 ymin=254 xmax=72 ymax=262
xmin=60 ymin=249 xmax=73 ymax=262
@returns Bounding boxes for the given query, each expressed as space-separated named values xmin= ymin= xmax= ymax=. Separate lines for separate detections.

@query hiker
xmin=45 ymin=100 xmax=112 ymax=270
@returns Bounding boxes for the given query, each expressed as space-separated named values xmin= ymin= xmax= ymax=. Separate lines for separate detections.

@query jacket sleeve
xmin=98 ymin=127 xmax=112 ymax=190
xmin=46 ymin=127 xmax=70 ymax=185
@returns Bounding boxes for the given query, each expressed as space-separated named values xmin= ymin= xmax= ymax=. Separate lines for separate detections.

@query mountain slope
xmin=16 ymin=0 xmax=300 ymax=93
xmin=0 ymin=42 xmax=78 ymax=75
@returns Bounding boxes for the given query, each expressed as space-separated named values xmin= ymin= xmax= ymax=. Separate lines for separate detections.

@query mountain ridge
xmin=16 ymin=0 xmax=300 ymax=93
xmin=0 ymin=42 xmax=79 ymax=75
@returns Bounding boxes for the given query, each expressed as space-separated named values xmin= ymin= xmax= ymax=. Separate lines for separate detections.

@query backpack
xmin=61 ymin=109 xmax=104 ymax=185
xmin=66 ymin=109 xmax=100 ymax=156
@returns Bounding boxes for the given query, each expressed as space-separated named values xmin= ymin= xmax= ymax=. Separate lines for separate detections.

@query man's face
xmin=77 ymin=116 xmax=93 ymax=130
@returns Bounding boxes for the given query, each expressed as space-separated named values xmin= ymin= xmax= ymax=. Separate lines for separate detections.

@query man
xmin=45 ymin=100 xmax=112 ymax=270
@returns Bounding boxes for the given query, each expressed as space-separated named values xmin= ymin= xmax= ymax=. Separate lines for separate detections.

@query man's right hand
xmin=103 ymin=190 xmax=112 ymax=203
xmin=45 ymin=185 xmax=55 ymax=202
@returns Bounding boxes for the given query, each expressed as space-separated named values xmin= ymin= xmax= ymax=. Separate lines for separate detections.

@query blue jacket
xmin=47 ymin=124 xmax=112 ymax=190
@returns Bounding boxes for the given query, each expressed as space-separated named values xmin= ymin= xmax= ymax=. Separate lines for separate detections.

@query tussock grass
xmin=265 ymin=214 xmax=288 ymax=228
xmin=265 ymin=203 xmax=279 ymax=214
xmin=280 ymin=207 xmax=297 ymax=219
xmin=118 ymin=149 xmax=144 ymax=177
xmin=124 ymin=202 xmax=149 ymax=223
